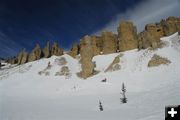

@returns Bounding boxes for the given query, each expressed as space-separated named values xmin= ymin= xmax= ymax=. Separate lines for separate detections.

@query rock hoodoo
xmin=51 ymin=42 xmax=64 ymax=56
xmin=43 ymin=41 xmax=51 ymax=58
xmin=68 ymin=43 xmax=79 ymax=58
xmin=118 ymin=21 xmax=138 ymax=51
xmin=138 ymin=23 xmax=165 ymax=49
xmin=160 ymin=17 xmax=180 ymax=36
xmin=79 ymin=35 xmax=95 ymax=79
xmin=28 ymin=44 xmax=42 ymax=62
xmin=17 ymin=49 xmax=28 ymax=65
xmin=6 ymin=16 xmax=180 ymax=68
xmin=101 ymin=31 xmax=117 ymax=54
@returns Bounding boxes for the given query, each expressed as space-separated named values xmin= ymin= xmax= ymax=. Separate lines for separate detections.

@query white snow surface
xmin=0 ymin=33 xmax=180 ymax=120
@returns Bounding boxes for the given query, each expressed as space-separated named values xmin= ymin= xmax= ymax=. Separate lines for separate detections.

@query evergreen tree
xmin=120 ymin=83 xmax=127 ymax=103
xmin=99 ymin=101 xmax=103 ymax=111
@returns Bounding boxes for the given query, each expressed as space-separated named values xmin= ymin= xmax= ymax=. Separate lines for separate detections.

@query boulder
xmin=51 ymin=42 xmax=63 ymax=56
xmin=101 ymin=31 xmax=117 ymax=54
xmin=28 ymin=44 xmax=42 ymax=62
xmin=43 ymin=41 xmax=51 ymax=58
xmin=118 ymin=21 xmax=138 ymax=51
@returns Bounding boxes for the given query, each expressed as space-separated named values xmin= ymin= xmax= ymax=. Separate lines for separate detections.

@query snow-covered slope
xmin=0 ymin=33 xmax=180 ymax=120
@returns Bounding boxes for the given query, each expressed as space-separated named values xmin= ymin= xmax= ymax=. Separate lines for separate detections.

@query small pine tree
xmin=120 ymin=83 xmax=127 ymax=103
xmin=99 ymin=101 xmax=103 ymax=111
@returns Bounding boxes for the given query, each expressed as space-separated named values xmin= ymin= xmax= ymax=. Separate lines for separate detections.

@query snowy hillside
xmin=0 ymin=33 xmax=180 ymax=120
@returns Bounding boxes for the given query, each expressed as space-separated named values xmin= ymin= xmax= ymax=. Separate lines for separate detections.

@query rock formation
xmin=160 ymin=17 xmax=180 ymax=36
xmin=51 ymin=42 xmax=63 ymax=56
xmin=138 ymin=23 xmax=164 ymax=49
xmin=28 ymin=44 xmax=42 ymax=62
xmin=6 ymin=56 xmax=18 ymax=64
xmin=68 ymin=43 xmax=79 ymax=58
xmin=95 ymin=36 xmax=103 ymax=52
xmin=79 ymin=35 xmax=95 ymax=79
xmin=148 ymin=54 xmax=171 ymax=67
xmin=17 ymin=49 xmax=28 ymax=64
xmin=43 ymin=41 xmax=51 ymax=58
xmin=118 ymin=21 xmax=138 ymax=51
xmin=101 ymin=31 xmax=117 ymax=54
xmin=91 ymin=36 xmax=101 ymax=56
xmin=105 ymin=54 xmax=122 ymax=72
xmin=6 ymin=16 xmax=180 ymax=68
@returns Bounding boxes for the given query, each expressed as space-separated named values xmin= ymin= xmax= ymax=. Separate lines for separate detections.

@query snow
xmin=0 ymin=33 xmax=180 ymax=120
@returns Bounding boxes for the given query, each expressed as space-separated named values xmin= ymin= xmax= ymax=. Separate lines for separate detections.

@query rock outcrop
xmin=68 ymin=43 xmax=79 ymax=58
xmin=91 ymin=36 xmax=101 ymax=56
xmin=28 ymin=44 xmax=42 ymax=62
xmin=56 ymin=66 xmax=70 ymax=76
xmin=79 ymin=35 xmax=95 ymax=79
xmin=43 ymin=41 xmax=51 ymax=58
xmin=105 ymin=54 xmax=122 ymax=72
xmin=101 ymin=31 xmax=117 ymax=54
xmin=6 ymin=56 xmax=18 ymax=64
xmin=17 ymin=49 xmax=28 ymax=64
xmin=6 ymin=16 xmax=180 ymax=69
xmin=118 ymin=21 xmax=138 ymax=51
xmin=138 ymin=23 xmax=164 ymax=49
xmin=160 ymin=17 xmax=180 ymax=36
xmin=51 ymin=42 xmax=63 ymax=56
xmin=148 ymin=54 xmax=171 ymax=67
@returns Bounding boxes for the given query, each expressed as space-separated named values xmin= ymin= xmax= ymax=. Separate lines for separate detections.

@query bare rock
xmin=51 ymin=42 xmax=63 ymax=56
xmin=160 ymin=17 xmax=180 ymax=36
xmin=148 ymin=54 xmax=171 ymax=67
xmin=17 ymin=49 xmax=28 ymax=64
xmin=79 ymin=35 xmax=95 ymax=79
xmin=118 ymin=21 xmax=138 ymax=51
xmin=101 ymin=31 xmax=117 ymax=54
xmin=28 ymin=44 xmax=42 ymax=62
xmin=91 ymin=36 xmax=101 ymax=56
xmin=68 ymin=43 xmax=79 ymax=58
xmin=105 ymin=54 xmax=121 ymax=72
xmin=43 ymin=41 xmax=51 ymax=58
xmin=6 ymin=56 xmax=18 ymax=64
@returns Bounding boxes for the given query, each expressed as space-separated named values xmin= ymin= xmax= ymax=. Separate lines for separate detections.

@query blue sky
xmin=0 ymin=0 xmax=180 ymax=58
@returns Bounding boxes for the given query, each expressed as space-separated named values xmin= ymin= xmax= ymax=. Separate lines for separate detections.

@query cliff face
xmin=7 ymin=16 xmax=180 ymax=66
